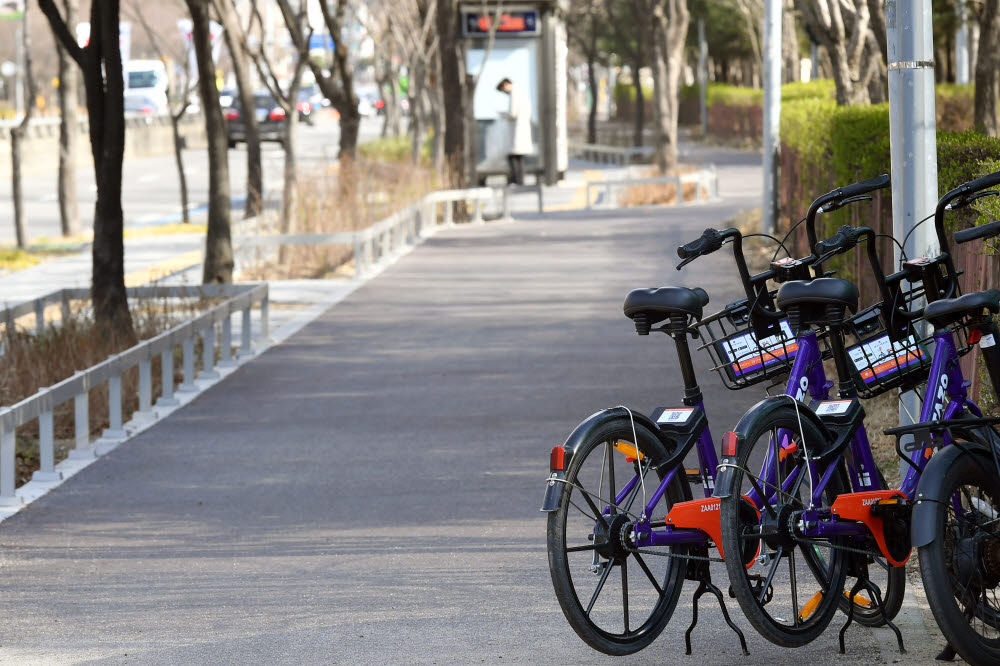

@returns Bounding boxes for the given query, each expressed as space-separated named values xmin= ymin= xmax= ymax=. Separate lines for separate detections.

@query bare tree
xmin=56 ymin=0 xmax=80 ymax=237
xmin=212 ymin=0 xmax=263 ymax=218
xmin=796 ymin=0 xmax=880 ymax=106
xmin=437 ymin=0 xmax=465 ymax=183
xmin=606 ymin=0 xmax=649 ymax=147
xmin=782 ymin=0 xmax=799 ymax=82
xmin=384 ymin=1 xmax=438 ymax=165
xmin=568 ymin=0 xmax=607 ymax=145
xmin=240 ymin=0 xmax=311 ymax=240
xmin=11 ymin=7 xmax=37 ymax=249
xmin=39 ymin=0 xmax=134 ymax=337
xmin=130 ymin=4 xmax=196 ymax=224
xmin=975 ymin=0 xmax=999 ymax=136
xmin=648 ymin=0 xmax=688 ymax=173
xmin=184 ymin=0 xmax=233 ymax=284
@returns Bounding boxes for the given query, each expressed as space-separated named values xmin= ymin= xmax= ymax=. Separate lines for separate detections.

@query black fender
xmin=911 ymin=440 xmax=995 ymax=548
xmin=715 ymin=395 xmax=831 ymax=499
xmin=540 ymin=407 xmax=681 ymax=512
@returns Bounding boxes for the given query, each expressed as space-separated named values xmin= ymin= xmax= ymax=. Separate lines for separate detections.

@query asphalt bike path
xmin=0 ymin=147 xmax=941 ymax=663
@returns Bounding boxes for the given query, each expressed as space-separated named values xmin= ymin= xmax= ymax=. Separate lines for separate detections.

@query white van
xmin=124 ymin=60 xmax=169 ymax=116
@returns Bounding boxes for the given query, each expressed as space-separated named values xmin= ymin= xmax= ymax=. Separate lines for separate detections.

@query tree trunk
xmin=782 ymin=0 xmax=799 ymax=83
xmin=650 ymin=0 xmax=688 ymax=174
xmin=587 ymin=57 xmax=598 ymax=144
xmin=39 ymin=0 xmax=133 ymax=336
xmin=187 ymin=0 xmax=233 ymax=284
xmin=437 ymin=0 xmax=466 ymax=185
xmin=56 ymin=0 xmax=79 ymax=237
xmin=88 ymin=2 xmax=132 ymax=337
xmin=214 ymin=0 xmax=262 ymax=219
xmin=632 ymin=59 xmax=644 ymax=147
xmin=171 ymin=113 xmax=190 ymax=223
xmin=11 ymin=130 xmax=27 ymax=248
xmin=975 ymin=0 xmax=1000 ymax=136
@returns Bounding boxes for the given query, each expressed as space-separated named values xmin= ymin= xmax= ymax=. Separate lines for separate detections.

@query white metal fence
xmin=585 ymin=168 xmax=720 ymax=209
xmin=0 ymin=283 xmax=268 ymax=506
xmin=569 ymin=142 xmax=655 ymax=166
xmin=235 ymin=185 xmax=543 ymax=276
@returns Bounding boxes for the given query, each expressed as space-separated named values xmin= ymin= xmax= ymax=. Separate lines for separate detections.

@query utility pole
xmin=698 ymin=17 xmax=707 ymax=136
xmin=762 ymin=0 xmax=781 ymax=235
xmin=887 ymin=1 xmax=937 ymax=433
xmin=955 ymin=0 xmax=969 ymax=85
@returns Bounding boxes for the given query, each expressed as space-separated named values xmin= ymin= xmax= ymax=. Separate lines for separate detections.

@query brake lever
xmin=946 ymin=190 xmax=997 ymax=210
xmin=820 ymin=194 xmax=873 ymax=214
xmin=676 ymin=255 xmax=697 ymax=271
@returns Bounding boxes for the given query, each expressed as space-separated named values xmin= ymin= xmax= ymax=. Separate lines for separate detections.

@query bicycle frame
xmin=629 ymin=328 xmax=835 ymax=549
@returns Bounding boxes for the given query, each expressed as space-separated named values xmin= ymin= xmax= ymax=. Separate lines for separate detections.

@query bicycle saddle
xmin=923 ymin=290 xmax=1000 ymax=328
xmin=623 ymin=287 xmax=710 ymax=329
xmin=776 ymin=278 xmax=858 ymax=330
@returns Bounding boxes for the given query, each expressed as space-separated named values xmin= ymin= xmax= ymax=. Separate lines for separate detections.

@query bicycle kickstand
xmin=839 ymin=562 xmax=905 ymax=655
xmin=684 ymin=557 xmax=749 ymax=657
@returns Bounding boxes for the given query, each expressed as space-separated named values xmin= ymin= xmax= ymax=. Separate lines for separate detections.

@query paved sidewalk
xmin=0 ymin=145 xmax=946 ymax=663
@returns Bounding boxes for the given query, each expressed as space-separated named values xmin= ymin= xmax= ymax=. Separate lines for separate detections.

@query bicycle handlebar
xmin=805 ymin=174 xmax=890 ymax=274
xmin=955 ymin=219 xmax=1000 ymax=244
xmin=677 ymin=227 xmax=727 ymax=260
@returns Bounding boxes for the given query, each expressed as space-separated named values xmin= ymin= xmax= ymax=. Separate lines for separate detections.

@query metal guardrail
xmin=0 ymin=113 xmax=200 ymax=140
xmin=569 ymin=142 xmax=655 ymax=166
xmin=235 ymin=185 xmax=543 ymax=276
xmin=0 ymin=283 xmax=269 ymax=506
xmin=585 ymin=168 xmax=720 ymax=209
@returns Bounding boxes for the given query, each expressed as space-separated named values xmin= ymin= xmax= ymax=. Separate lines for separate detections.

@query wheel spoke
xmin=633 ymin=552 xmax=664 ymax=596
xmin=789 ymin=549 xmax=800 ymax=627
xmin=608 ymin=441 xmax=617 ymax=516
xmin=586 ymin=557 xmax=615 ymax=616
xmin=747 ymin=472 xmax=777 ymax=519
xmin=759 ymin=547 xmax=784 ymax=604
xmin=577 ymin=481 xmax=610 ymax=527
xmin=621 ymin=558 xmax=630 ymax=634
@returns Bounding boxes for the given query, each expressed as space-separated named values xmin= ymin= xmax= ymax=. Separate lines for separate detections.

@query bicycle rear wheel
xmin=547 ymin=417 xmax=689 ymax=655
xmin=719 ymin=409 xmax=848 ymax=647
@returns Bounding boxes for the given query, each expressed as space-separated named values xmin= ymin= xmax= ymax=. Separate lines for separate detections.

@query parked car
xmin=225 ymin=92 xmax=288 ymax=149
xmin=124 ymin=60 xmax=169 ymax=116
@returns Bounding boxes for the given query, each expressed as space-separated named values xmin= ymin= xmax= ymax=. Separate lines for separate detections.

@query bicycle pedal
xmin=684 ymin=468 xmax=702 ymax=483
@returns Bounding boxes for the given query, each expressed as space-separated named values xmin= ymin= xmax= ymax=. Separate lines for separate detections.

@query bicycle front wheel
xmin=919 ymin=443 xmax=1000 ymax=666
xmin=547 ymin=417 xmax=689 ymax=655
xmin=719 ymin=409 xmax=848 ymax=647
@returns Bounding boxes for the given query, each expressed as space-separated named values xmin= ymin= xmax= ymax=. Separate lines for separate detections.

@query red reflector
xmin=970 ymin=329 xmax=983 ymax=344
xmin=550 ymin=446 xmax=565 ymax=471
xmin=224 ymin=109 xmax=240 ymax=121
xmin=269 ymin=108 xmax=286 ymax=121
xmin=722 ymin=431 xmax=739 ymax=457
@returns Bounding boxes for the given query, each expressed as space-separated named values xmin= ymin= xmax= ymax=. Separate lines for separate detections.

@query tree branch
xmin=38 ymin=0 xmax=84 ymax=66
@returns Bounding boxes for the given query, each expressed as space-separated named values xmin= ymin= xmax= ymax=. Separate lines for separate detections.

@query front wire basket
xmin=841 ymin=283 xmax=973 ymax=400
xmin=695 ymin=295 xmax=807 ymax=390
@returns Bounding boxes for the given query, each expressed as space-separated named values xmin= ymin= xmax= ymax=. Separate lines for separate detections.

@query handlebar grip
xmin=955 ymin=219 xmax=1000 ymax=244
xmin=814 ymin=225 xmax=861 ymax=256
xmin=838 ymin=173 xmax=890 ymax=199
xmin=677 ymin=228 xmax=724 ymax=259
xmin=962 ymin=170 xmax=1000 ymax=196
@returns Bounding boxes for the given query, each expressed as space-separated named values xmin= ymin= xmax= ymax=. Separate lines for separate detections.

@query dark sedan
xmin=225 ymin=93 xmax=288 ymax=148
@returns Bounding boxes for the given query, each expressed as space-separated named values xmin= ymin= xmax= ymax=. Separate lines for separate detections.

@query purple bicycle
xmin=542 ymin=176 xmax=894 ymax=655
xmin=716 ymin=173 xmax=1000 ymax=652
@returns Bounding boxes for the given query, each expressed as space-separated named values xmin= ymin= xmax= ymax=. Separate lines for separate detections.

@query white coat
xmin=505 ymin=85 xmax=533 ymax=156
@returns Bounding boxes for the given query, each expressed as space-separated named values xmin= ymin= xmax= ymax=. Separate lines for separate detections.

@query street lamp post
xmin=886 ymin=1 xmax=938 ymax=436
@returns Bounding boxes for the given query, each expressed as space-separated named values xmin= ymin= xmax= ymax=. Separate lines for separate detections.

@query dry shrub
xmin=2 ymin=295 xmax=213 ymax=486
xmin=619 ymin=167 xmax=708 ymax=207
xmin=240 ymin=158 xmax=438 ymax=280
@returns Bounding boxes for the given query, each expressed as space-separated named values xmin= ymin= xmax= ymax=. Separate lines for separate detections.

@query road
xmin=0 ymin=115 xmax=384 ymax=245
xmin=0 ymin=144 xmax=941 ymax=662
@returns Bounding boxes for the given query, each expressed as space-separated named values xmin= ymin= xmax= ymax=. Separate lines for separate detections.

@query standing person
xmin=497 ymin=78 xmax=532 ymax=185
